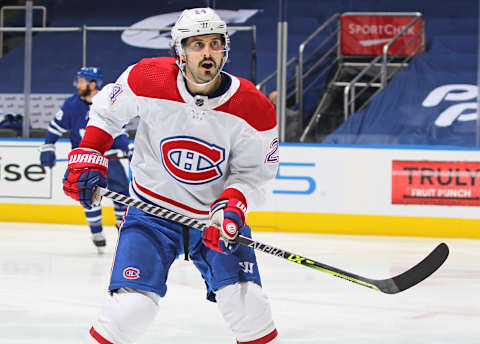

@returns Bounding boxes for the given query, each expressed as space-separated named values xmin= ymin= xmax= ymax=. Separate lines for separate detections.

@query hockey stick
xmin=96 ymin=187 xmax=449 ymax=294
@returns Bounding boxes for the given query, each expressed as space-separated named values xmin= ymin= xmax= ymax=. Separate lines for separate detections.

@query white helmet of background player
xmin=171 ymin=7 xmax=230 ymax=86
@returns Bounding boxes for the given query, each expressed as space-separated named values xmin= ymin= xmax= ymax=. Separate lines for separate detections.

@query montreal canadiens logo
xmin=161 ymin=136 xmax=225 ymax=185
xmin=123 ymin=267 xmax=140 ymax=279
xmin=226 ymin=222 xmax=237 ymax=236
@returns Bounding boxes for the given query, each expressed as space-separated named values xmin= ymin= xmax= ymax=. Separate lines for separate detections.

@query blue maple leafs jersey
xmin=45 ymin=94 xmax=129 ymax=153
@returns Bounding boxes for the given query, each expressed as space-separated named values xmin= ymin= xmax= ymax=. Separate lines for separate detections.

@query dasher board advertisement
xmin=340 ymin=14 xmax=423 ymax=56
xmin=0 ymin=144 xmax=52 ymax=198
xmin=0 ymin=93 xmax=69 ymax=129
xmin=392 ymin=160 xmax=480 ymax=206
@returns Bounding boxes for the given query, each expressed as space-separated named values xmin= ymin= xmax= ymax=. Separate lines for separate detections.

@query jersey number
xmin=265 ymin=138 xmax=279 ymax=164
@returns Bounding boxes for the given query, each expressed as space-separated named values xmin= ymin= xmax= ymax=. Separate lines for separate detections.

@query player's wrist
xmin=216 ymin=188 xmax=247 ymax=206
xmin=211 ymin=188 xmax=248 ymax=224
xmin=80 ymin=126 xmax=114 ymax=154
xmin=67 ymin=148 xmax=109 ymax=173
xmin=71 ymin=147 xmax=101 ymax=154
xmin=224 ymin=200 xmax=246 ymax=226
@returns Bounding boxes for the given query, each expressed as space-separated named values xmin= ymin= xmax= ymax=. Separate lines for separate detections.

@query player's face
xmin=76 ymin=77 xmax=95 ymax=97
xmin=76 ymin=77 xmax=89 ymax=97
xmin=183 ymin=34 xmax=225 ymax=84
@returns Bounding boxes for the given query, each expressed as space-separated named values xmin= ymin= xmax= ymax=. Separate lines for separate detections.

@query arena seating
xmin=323 ymin=17 xmax=478 ymax=146
xmin=0 ymin=0 xmax=478 ymax=144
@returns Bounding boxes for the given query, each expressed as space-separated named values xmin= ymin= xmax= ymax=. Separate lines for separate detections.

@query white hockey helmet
xmin=171 ymin=7 xmax=230 ymax=57
xmin=171 ymin=8 xmax=230 ymax=87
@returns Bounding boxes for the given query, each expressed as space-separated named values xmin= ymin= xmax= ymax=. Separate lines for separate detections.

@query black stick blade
xmin=376 ymin=243 xmax=449 ymax=294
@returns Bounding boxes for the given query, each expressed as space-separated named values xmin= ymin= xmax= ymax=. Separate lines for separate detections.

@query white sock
xmin=216 ymin=282 xmax=278 ymax=343
xmin=85 ymin=288 xmax=160 ymax=344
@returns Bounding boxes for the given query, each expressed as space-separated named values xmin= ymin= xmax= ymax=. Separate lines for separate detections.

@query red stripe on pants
xmin=89 ymin=326 xmax=113 ymax=344
xmin=237 ymin=329 xmax=278 ymax=344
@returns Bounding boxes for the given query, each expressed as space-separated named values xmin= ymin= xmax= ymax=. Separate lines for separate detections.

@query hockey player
xmin=63 ymin=8 xmax=280 ymax=343
xmin=40 ymin=67 xmax=131 ymax=251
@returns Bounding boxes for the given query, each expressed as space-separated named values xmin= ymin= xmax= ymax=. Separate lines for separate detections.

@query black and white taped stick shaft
xmin=96 ymin=187 xmax=449 ymax=294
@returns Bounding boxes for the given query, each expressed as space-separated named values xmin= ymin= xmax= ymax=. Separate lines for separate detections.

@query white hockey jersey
xmin=87 ymin=57 xmax=279 ymax=220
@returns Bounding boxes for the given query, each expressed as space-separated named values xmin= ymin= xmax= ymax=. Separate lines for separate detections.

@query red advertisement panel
xmin=341 ymin=15 xmax=423 ymax=56
xmin=392 ymin=161 xmax=480 ymax=206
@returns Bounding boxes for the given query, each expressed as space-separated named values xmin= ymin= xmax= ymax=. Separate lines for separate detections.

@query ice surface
xmin=0 ymin=222 xmax=478 ymax=343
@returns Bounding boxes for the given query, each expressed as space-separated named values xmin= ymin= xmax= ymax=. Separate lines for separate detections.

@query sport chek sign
xmin=340 ymin=15 xmax=423 ymax=56
xmin=392 ymin=161 xmax=480 ymax=206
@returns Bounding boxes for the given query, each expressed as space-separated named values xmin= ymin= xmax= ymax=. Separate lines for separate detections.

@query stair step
xmin=342 ymin=62 xmax=409 ymax=68
xmin=333 ymin=81 xmax=383 ymax=87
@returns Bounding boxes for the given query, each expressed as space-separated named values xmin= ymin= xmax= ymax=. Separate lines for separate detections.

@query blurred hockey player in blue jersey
xmin=39 ymin=67 xmax=131 ymax=251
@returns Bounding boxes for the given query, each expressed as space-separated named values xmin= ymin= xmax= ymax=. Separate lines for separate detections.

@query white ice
xmin=0 ymin=222 xmax=478 ymax=343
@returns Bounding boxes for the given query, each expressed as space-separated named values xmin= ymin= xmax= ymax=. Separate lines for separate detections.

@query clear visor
xmin=73 ymin=77 xmax=88 ymax=87
xmin=184 ymin=37 xmax=228 ymax=54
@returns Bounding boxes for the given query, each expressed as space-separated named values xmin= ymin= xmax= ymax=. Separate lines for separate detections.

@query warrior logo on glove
xmin=68 ymin=152 xmax=108 ymax=167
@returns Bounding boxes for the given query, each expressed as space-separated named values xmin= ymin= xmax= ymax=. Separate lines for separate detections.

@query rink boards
xmin=0 ymin=139 xmax=479 ymax=238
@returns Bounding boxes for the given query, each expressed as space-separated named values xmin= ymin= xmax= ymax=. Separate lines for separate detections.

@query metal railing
xmin=343 ymin=13 xmax=424 ymax=119
xmin=256 ymin=56 xmax=297 ymax=95
xmin=256 ymin=13 xmax=339 ymax=124
xmin=381 ymin=13 xmax=424 ymax=86
xmin=297 ymin=13 xmax=340 ymax=119
xmin=0 ymin=5 xmax=47 ymax=57
xmin=0 ymin=25 xmax=258 ymax=83
xmin=297 ymin=15 xmax=341 ymax=142
xmin=343 ymin=55 xmax=383 ymax=120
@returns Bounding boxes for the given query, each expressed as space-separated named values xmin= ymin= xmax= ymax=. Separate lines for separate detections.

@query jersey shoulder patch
xmin=127 ymin=57 xmax=184 ymax=103
xmin=214 ymin=77 xmax=277 ymax=132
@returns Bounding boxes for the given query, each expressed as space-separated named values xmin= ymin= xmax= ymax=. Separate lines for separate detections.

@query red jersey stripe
xmin=133 ymin=178 xmax=209 ymax=215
